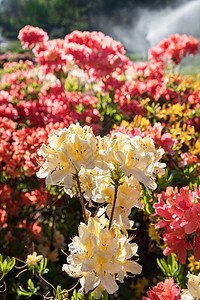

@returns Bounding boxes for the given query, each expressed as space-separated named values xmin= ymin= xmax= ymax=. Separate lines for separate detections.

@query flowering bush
xmin=0 ymin=26 xmax=200 ymax=299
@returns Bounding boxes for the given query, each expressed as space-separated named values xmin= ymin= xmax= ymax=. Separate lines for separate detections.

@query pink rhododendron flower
xmin=33 ymin=39 xmax=66 ymax=73
xmin=144 ymin=123 xmax=177 ymax=154
xmin=149 ymin=34 xmax=199 ymax=65
xmin=18 ymin=25 xmax=49 ymax=49
xmin=143 ymin=277 xmax=181 ymax=300
xmin=154 ymin=186 xmax=200 ymax=264
xmin=64 ymin=30 xmax=129 ymax=79
xmin=179 ymin=153 xmax=198 ymax=167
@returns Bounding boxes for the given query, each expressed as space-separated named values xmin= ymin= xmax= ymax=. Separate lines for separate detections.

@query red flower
xmin=18 ymin=25 xmax=49 ymax=49
xmin=143 ymin=277 xmax=181 ymax=300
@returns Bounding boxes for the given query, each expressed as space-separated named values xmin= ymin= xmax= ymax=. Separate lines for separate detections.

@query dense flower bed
xmin=0 ymin=26 xmax=200 ymax=299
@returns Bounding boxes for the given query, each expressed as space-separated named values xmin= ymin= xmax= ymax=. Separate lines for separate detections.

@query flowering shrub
xmin=0 ymin=26 xmax=200 ymax=299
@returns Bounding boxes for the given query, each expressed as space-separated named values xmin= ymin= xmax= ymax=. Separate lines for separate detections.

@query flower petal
xmin=100 ymin=272 xmax=119 ymax=294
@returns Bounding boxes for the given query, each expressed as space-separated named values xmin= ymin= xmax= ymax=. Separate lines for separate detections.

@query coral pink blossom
xmin=18 ymin=25 xmax=49 ymax=49
xmin=149 ymin=34 xmax=199 ymax=64
xmin=143 ymin=123 xmax=177 ymax=154
xmin=154 ymin=186 xmax=200 ymax=264
xmin=179 ymin=153 xmax=198 ymax=167
xmin=143 ymin=277 xmax=181 ymax=300
xmin=64 ymin=30 xmax=129 ymax=79
xmin=33 ymin=39 xmax=66 ymax=73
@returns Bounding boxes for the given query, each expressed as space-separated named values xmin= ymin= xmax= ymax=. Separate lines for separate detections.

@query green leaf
xmin=39 ymin=257 xmax=44 ymax=272
xmin=168 ymin=254 xmax=177 ymax=272
xmin=18 ymin=286 xmax=33 ymax=297
xmin=38 ymin=258 xmax=48 ymax=274
xmin=146 ymin=105 xmax=155 ymax=114
xmin=71 ymin=289 xmax=83 ymax=300
xmin=173 ymin=264 xmax=182 ymax=278
xmin=157 ymin=258 xmax=169 ymax=276
xmin=0 ymin=261 xmax=3 ymax=274
xmin=28 ymin=278 xmax=35 ymax=292
xmin=56 ymin=285 xmax=62 ymax=294
xmin=101 ymin=290 xmax=109 ymax=300
xmin=2 ymin=260 xmax=7 ymax=273
xmin=6 ymin=257 xmax=15 ymax=273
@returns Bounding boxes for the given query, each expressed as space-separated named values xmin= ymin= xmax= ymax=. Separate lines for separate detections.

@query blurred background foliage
xmin=0 ymin=0 xmax=178 ymax=39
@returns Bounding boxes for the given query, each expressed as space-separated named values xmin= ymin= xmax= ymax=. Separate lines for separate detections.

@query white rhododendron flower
xmin=62 ymin=216 xmax=142 ymax=297
xmin=35 ymin=123 xmax=167 ymax=298
xmin=181 ymin=290 xmax=194 ymax=300
xmin=92 ymin=174 xmax=143 ymax=228
xmin=181 ymin=272 xmax=200 ymax=299
xmin=37 ymin=123 xmax=108 ymax=189
xmin=37 ymin=123 xmax=165 ymax=194
xmin=26 ymin=252 xmax=43 ymax=266
xmin=112 ymin=135 xmax=166 ymax=190
xmin=187 ymin=272 xmax=200 ymax=298
xmin=37 ymin=127 xmax=74 ymax=188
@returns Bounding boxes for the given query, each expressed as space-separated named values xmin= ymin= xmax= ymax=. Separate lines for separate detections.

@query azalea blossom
xmin=187 ymin=272 xmax=200 ymax=299
xmin=37 ymin=128 xmax=74 ymax=189
xmin=37 ymin=123 xmax=103 ymax=189
xmin=62 ymin=216 xmax=142 ymax=297
xmin=26 ymin=251 xmax=43 ymax=266
xmin=18 ymin=25 xmax=49 ymax=49
xmin=143 ymin=277 xmax=181 ymax=300
xmin=92 ymin=174 xmax=143 ymax=228
xmin=149 ymin=34 xmax=199 ymax=65
xmin=107 ymin=133 xmax=166 ymax=190
xmin=181 ymin=272 xmax=200 ymax=299
xmin=181 ymin=290 xmax=194 ymax=300
xmin=154 ymin=185 xmax=200 ymax=264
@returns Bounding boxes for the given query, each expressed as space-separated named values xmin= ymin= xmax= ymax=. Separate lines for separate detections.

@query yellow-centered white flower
xmin=26 ymin=252 xmax=43 ymax=266
xmin=108 ymin=133 xmax=166 ymax=190
xmin=186 ymin=272 xmax=200 ymax=298
xmin=37 ymin=124 xmax=107 ymax=189
xmin=93 ymin=175 xmax=143 ymax=228
xmin=62 ymin=217 xmax=142 ymax=297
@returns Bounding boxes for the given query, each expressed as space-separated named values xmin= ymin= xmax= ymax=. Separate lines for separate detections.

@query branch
xmin=108 ymin=185 xmax=119 ymax=230
xmin=76 ymin=176 xmax=88 ymax=224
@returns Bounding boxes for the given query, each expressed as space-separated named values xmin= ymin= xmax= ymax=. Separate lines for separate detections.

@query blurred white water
xmin=101 ymin=0 xmax=200 ymax=54
xmin=0 ymin=27 xmax=10 ymax=49
xmin=146 ymin=0 xmax=200 ymax=48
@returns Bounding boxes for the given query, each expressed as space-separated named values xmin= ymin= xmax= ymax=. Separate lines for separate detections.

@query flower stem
xmin=76 ymin=176 xmax=88 ymax=224
xmin=108 ymin=185 xmax=119 ymax=230
xmin=84 ymin=293 xmax=89 ymax=300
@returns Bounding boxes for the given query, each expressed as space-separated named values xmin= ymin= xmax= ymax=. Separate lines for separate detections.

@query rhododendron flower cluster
xmin=37 ymin=123 xmax=165 ymax=196
xmin=149 ymin=34 xmax=199 ymax=64
xmin=18 ymin=25 xmax=49 ymax=49
xmin=62 ymin=216 xmax=142 ymax=297
xmin=111 ymin=120 xmax=177 ymax=155
xmin=64 ymin=31 xmax=129 ymax=79
xmin=154 ymin=186 xmax=200 ymax=264
xmin=37 ymin=122 xmax=165 ymax=296
xmin=33 ymin=39 xmax=67 ymax=74
xmin=143 ymin=277 xmax=181 ymax=300
xmin=181 ymin=272 xmax=200 ymax=299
